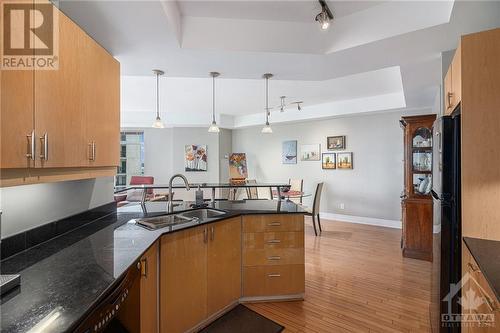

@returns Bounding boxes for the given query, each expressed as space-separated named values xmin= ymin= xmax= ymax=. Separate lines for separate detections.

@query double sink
xmin=135 ymin=208 xmax=227 ymax=230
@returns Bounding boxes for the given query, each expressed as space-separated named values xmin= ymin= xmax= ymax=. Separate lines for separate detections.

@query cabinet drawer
xmin=242 ymin=265 xmax=305 ymax=297
xmin=243 ymin=247 xmax=304 ymax=266
xmin=243 ymin=215 xmax=304 ymax=233
xmin=243 ymin=232 xmax=304 ymax=249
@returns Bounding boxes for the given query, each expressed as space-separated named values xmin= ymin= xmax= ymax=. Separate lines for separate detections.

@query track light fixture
xmin=315 ymin=0 xmax=333 ymax=30
xmin=291 ymin=101 xmax=303 ymax=111
xmin=152 ymin=69 xmax=165 ymax=128
xmin=262 ymin=73 xmax=273 ymax=134
xmin=208 ymin=72 xmax=220 ymax=133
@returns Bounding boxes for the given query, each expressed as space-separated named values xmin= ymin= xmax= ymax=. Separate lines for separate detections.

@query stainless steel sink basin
xmin=135 ymin=214 xmax=195 ymax=230
xmin=178 ymin=208 xmax=226 ymax=220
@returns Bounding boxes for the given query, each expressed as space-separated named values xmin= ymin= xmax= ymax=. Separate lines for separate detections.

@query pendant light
xmin=152 ymin=69 xmax=165 ymax=128
xmin=208 ymin=72 xmax=220 ymax=133
xmin=280 ymin=96 xmax=286 ymax=112
xmin=262 ymin=73 xmax=273 ymax=134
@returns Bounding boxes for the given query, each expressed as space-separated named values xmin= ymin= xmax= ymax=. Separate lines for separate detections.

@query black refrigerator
xmin=431 ymin=108 xmax=461 ymax=332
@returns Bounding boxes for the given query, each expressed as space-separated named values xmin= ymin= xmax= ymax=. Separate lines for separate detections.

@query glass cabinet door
xmin=411 ymin=127 xmax=432 ymax=196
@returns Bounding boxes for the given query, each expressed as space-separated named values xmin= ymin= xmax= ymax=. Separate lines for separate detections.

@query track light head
xmin=315 ymin=0 xmax=333 ymax=30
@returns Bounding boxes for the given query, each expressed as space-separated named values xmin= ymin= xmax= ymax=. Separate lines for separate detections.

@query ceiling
xmin=58 ymin=0 xmax=500 ymax=128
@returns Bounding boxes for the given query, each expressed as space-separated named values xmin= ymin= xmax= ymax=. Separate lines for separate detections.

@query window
xmin=116 ymin=131 xmax=144 ymax=187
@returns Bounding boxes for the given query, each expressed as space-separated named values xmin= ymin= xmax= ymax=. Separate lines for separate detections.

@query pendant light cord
xmin=265 ymin=76 xmax=269 ymax=124
xmin=212 ymin=75 xmax=216 ymax=123
xmin=156 ymin=72 xmax=160 ymax=119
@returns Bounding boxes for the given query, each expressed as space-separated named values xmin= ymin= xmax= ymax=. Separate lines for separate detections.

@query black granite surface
xmin=463 ymin=237 xmax=500 ymax=301
xmin=0 ymin=200 xmax=306 ymax=333
xmin=1 ymin=202 xmax=117 ymax=260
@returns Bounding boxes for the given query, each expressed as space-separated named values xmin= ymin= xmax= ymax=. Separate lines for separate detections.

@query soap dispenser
xmin=195 ymin=185 xmax=204 ymax=207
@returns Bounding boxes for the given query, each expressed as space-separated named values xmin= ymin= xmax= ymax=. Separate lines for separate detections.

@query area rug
xmin=199 ymin=304 xmax=284 ymax=333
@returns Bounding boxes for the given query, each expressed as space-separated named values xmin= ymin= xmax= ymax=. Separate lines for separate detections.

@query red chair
xmin=115 ymin=176 xmax=155 ymax=207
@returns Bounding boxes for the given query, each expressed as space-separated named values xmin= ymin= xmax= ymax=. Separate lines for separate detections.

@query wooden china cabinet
xmin=400 ymin=115 xmax=436 ymax=261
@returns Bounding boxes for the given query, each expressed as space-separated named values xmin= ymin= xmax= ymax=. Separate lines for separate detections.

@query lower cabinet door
xmin=141 ymin=242 xmax=159 ymax=333
xmin=160 ymin=226 xmax=207 ymax=333
xmin=207 ymin=217 xmax=242 ymax=316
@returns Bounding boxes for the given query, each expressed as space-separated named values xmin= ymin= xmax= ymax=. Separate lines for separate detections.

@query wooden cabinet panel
xmin=242 ymin=265 xmax=305 ymax=297
xmin=402 ymin=199 xmax=433 ymax=261
xmin=1 ymin=70 xmax=34 ymax=169
xmin=243 ymin=231 xmax=304 ymax=250
xmin=34 ymin=11 xmax=87 ymax=168
xmin=243 ymin=247 xmax=304 ymax=266
xmin=141 ymin=242 xmax=158 ymax=333
xmin=83 ymin=37 xmax=120 ymax=167
xmin=207 ymin=217 xmax=241 ymax=316
xmin=160 ymin=226 xmax=207 ymax=333
xmin=451 ymin=43 xmax=462 ymax=110
xmin=243 ymin=215 xmax=304 ymax=233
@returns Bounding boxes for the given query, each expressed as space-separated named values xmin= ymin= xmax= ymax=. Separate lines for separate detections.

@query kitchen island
xmin=0 ymin=200 xmax=306 ymax=333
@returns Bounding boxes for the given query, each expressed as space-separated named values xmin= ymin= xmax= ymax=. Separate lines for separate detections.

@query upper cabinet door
xmin=83 ymin=38 xmax=120 ymax=167
xmin=1 ymin=70 xmax=35 ymax=168
xmin=34 ymin=10 xmax=87 ymax=168
xmin=451 ymin=43 xmax=462 ymax=110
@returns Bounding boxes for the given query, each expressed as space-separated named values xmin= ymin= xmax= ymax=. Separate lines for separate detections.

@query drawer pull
xmin=267 ymin=239 xmax=281 ymax=244
xmin=268 ymin=274 xmax=281 ymax=278
xmin=467 ymin=262 xmax=480 ymax=273
xmin=268 ymin=256 xmax=281 ymax=261
xmin=268 ymin=222 xmax=281 ymax=227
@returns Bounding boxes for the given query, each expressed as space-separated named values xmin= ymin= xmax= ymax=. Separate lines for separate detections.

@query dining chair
xmin=305 ymin=182 xmax=324 ymax=236
xmin=245 ymin=179 xmax=259 ymax=199
xmin=289 ymin=178 xmax=304 ymax=204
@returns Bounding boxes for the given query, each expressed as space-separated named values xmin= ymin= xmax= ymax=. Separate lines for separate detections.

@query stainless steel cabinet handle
xmin=268 ymin=274 xmax=281 ymax=278
xmin=267 ymin=222 xmax=281 ymax=227
xmin=210 ymin=226 xmax=215 ymax=241
xmin=203 ymin=228 xmax=208 ymax=243
xmin=39 ymin=133 xmax=48 ymax=160
xmin=26 ymin=130 xmax=35 ymax=160
xmin=88 ymin=141 xmax=96 ymax=161
xmin=268 ymin=256 xmax=281 ymax=261
xmin=267 ymin=239 xmax=281 ymax=244
xmin=447 ymin=92 xmax=453 ymax=109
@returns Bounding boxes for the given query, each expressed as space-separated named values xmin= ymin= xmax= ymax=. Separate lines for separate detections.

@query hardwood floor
xmin=246 ymin=218 xmax=432 ymax=333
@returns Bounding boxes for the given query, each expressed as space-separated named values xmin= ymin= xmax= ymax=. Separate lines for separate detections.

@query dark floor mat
xmin=199 ymin=304 xmax=284 ymax=333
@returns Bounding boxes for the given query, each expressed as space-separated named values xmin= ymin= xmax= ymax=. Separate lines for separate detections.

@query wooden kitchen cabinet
xmin=0 ymin=3 xmax=119 ymax=186
xmin=140 ymin=241 xmax=159 ymax=333
xmin=242 ymin=214 xmax=305 ymax=299
xmin=160 ymin=217 xmax=242 ymax=333
xmin=462 ymin=245 xmax=500 ymax=332
xmin=34 ymin=11 xmax=88 ymax=168
xmin=160 ymin=225 xmax=208 ymax=333
xmin=207 ymin=217 xmax=242 ymax=316
xmin=444 ymin=42 xmax=462 ymax=115
xmin=83 ymin=31 xmax=120 ymax=167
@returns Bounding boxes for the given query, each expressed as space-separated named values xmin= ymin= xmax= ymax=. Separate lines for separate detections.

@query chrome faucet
xmin=168 ymin=174 xmax=191 ymax=212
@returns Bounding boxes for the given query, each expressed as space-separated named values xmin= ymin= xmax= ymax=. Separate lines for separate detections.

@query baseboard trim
xmin=319 ymin=212 xmax=402 ymax=229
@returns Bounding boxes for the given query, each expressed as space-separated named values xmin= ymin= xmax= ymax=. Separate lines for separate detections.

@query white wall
xmin=0 ymin=177 xmax=114 ymax=238
xmin=232 ymin=110 xmax=428 ymax=222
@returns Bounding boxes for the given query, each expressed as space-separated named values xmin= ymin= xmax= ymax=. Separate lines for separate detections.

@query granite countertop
xmin=463 ymin=237 xmax=500 ymax=301
xmin=0 ymin=200 xmax=306 ymax=333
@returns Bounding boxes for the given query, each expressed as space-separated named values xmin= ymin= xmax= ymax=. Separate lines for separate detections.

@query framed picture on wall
xmin=282 ymin=140 xmax=297 ymax=164
xmin=322 ymin=153 xmax=336 ymax=169
xmin=337 ymin=152 xmax=353 ymax=169
xmin=185 ymin=145 xmax=207 ymax=171
xmin=327 ymin=136 xmax=346 ymax=150
xmin=301 ymin=144 xmax=321 ymax=161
